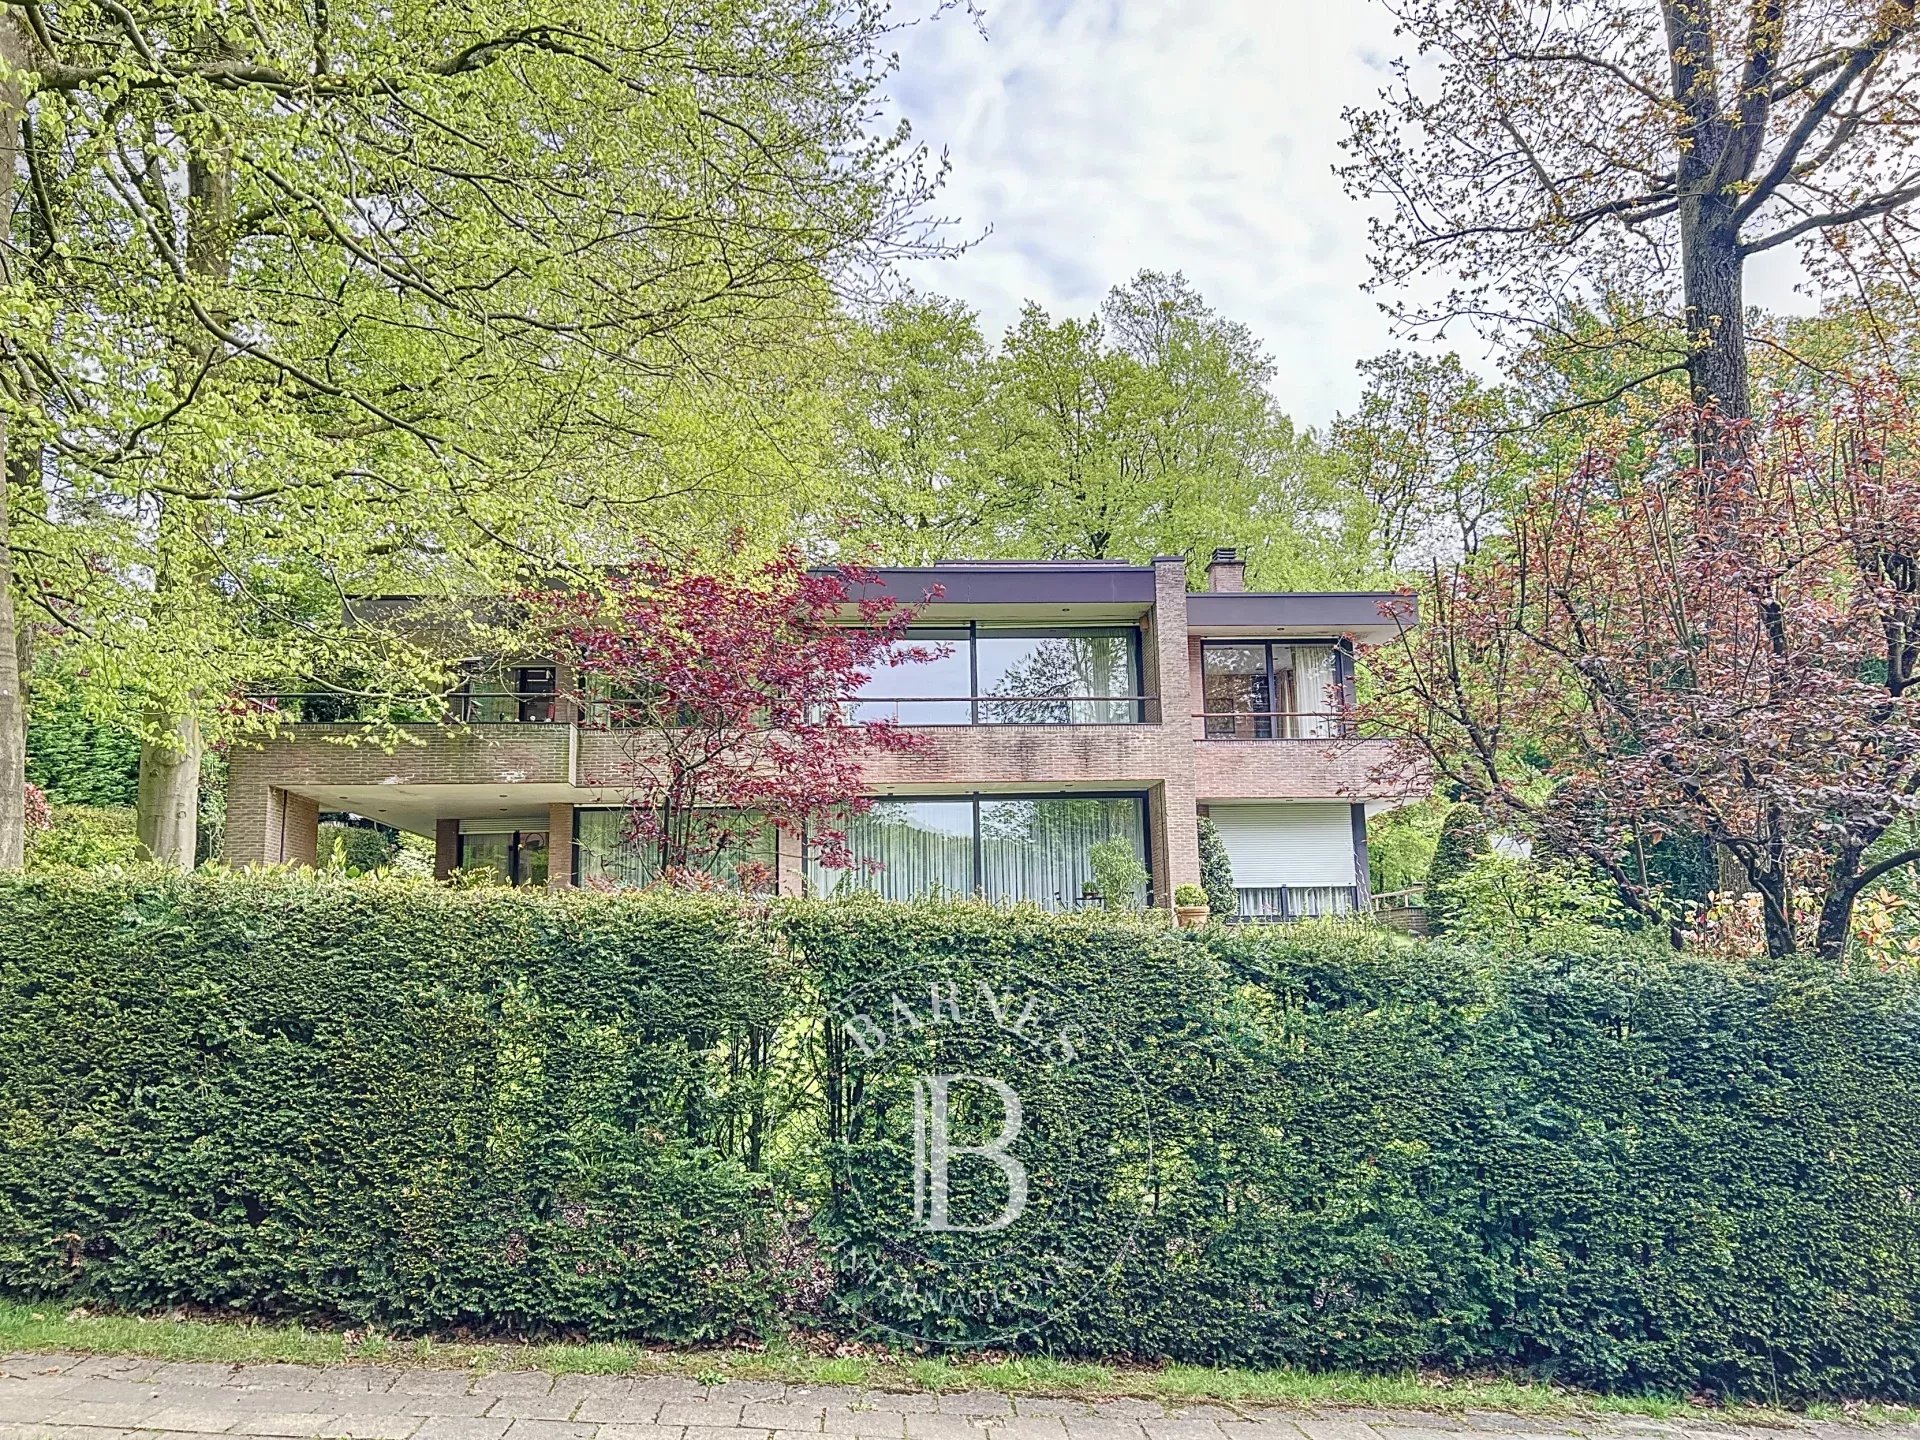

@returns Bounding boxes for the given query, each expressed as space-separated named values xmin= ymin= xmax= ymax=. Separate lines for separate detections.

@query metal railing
xmin=837 ymin=694 xmax=1159 ymax=726
xmin=252 ymin=690 xmax=1162 ymax=729
xmin=1194 ymin=709 xmax=1354 ymax=740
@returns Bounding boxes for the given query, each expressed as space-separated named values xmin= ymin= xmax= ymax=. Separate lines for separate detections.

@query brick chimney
xmin=1206 ymin=547 xmax=1246 ymax=593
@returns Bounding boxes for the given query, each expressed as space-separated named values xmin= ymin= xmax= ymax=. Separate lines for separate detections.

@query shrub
xmin=25 ymin=692 xmax=141 ymax=807
xmin=25 ymin=805 xmax=143 ymax=870
xmin=1367 ymin=796 xmax=1448 ymax=895
xmin=1425 ymin=802 xmax=1488 ymax=934
xmin=1088 ymin=836 xmax=1148 ymax=909
xmin=2 ymin=875 xmax=1919 ymax=1398
xmin=0 ymin=871 xmax=793 ymax=1339
xmin=1437 ymin=851 xmax=1632 ymax=949
xmin=319 ymin=822 xmax=399 ymax=876
xmin=1173 ymin=882 xmax=1208 ymax=908
xmin=1196 ymin=816 xmax=1236 ymax=917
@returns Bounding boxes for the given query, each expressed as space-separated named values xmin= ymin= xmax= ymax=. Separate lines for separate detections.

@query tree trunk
xmin=1680 ymin=205 xmax=1751 ymax=435
xmin=1814 ymin=887 xmax=1857 ymax=963
xmin=0 ymin=17 xmax=29 ymax=870
xmin=134 ymin=111 xmax=232 ymax=869
xmin=136 ymin=707 xmax=201 ymax=864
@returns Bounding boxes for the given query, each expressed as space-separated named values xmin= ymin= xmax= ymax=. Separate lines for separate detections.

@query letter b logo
xmin=910 ymin=1074 xmax=1027 ymax=1233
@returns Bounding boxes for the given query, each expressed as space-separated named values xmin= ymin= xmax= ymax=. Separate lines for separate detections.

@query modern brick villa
xmin=225 ymin=550 xmax=1414 ymax=919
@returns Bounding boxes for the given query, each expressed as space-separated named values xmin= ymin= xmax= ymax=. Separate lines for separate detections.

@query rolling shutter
xmin=1206 ymin=802 xmax=1354 ymax=887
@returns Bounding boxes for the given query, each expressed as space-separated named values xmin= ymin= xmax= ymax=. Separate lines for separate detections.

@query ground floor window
xmin=806 ymin=793 xmax=1150 ymax=909
xmin=1205 ymin=801 xmax=1362 ymax=922
xmin=1233 ymin=885 xmax=1356 ymax=921
xmin=457 ymin=819 xmax=550 ymax=886
xmin=573 ymin=807 xmax=777 ymax=891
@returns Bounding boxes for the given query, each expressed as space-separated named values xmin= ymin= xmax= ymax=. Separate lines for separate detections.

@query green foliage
xmin=24 ymin=691 xmax=140 ymax=807
xmin=836 ymin=275 xmax=1377 ymax=587
xmin=1088 ymin=837 xmax=1149 ymax=910
xmin=1425 ymin=803 xmax=1489 ymax=935
xmin=24 ymin=806 xmax=142 ymax=871
xmin=4 ymin=875 xmax=1920 ymax=1397
xmin=1367 ymin=798 xmax=1448 ymax=896
xmin=1173 ymin=883 xmax=1208 ymax=908
xmin=0 ymin=871 xmax=792 ymax=1338
xmin=1196 ymin=816 xmax=1237 ymax=918
xmin=319 ymin=823 xmax=400 ymax=877
xmin=1437 ymin=852 xmax=1633 ymax=949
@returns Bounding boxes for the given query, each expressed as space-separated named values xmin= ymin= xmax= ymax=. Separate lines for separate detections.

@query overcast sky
xmin=884 ymin=1 xmax=1813 ymax=432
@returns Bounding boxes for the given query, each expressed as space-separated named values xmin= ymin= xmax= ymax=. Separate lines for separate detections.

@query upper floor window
xmin=1201 ymin=641 xmax=1343 ymax=739
xmin=456 ymin=663 xmax=558 ymax=723
xmin=849 ymin=625 xmax=1144 ymax=725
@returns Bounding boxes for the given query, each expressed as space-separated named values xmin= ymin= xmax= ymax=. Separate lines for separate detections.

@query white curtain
xmin=1288 ymin=646 xmax=1338 ymax=739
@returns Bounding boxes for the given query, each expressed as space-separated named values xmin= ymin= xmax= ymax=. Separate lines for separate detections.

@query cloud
xmin=883 ymin=2 xmax=1818 ymax=431
xmin=884 ymin=2 xmax=1410 ymax=429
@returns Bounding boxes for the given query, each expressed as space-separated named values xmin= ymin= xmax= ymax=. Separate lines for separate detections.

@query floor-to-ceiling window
xmin=457 ymin=819 xmax=551 ymax=886
xmin=806 ymin=793 xmax=1150 ymax=909
xmin=574 ymin=808 xmax=777 ymax=890
xmin=1200 ymin=641 xmax=1342 ymax=739
xmin=847 ymin=626 xmax=1143 ymax=725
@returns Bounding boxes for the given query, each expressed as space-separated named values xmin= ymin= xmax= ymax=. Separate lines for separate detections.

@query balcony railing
xmin=1195 ymin=709 xmax=1354 ymax=740
xmin=839 ymin=694 xmax=1159 ymax=726
xmin=254 ymin=691 xmax=1162 ymax=729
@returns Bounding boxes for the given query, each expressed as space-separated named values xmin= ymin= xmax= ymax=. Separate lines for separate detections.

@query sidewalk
xmin=0 ymin=1353 xmax=1908 ymax=1440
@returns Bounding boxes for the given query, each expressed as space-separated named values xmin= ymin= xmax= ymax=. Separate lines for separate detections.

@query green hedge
xmin=0 ymin=872 xmax=792 ymax=1339
xmin=2 ymin=872 xmax=1918 ymax=1399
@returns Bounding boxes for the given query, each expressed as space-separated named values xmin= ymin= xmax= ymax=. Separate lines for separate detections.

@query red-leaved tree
xmin=530 ymin=548 xmax=939 ymax=889
xmin=1361 ymin=384 xmax=1920 ymax=959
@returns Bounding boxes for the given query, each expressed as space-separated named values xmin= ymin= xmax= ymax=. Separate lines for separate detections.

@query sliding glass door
xmin=1200 ymin=641 xmax=1342 ymax=739
xmin=574 ymin=808 xmax=777 ymax=891
xmin=807 ymin=793 xmax=1150 ymax=909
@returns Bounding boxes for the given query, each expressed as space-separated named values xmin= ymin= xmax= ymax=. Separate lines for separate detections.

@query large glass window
xmin=976 ymin=627 xmax=1139 ymax=724
xmin=846 ymin=628 xmax=972 ymax=724
xmin=979 ymin=796 xmax=1147 ymax=907
xmin=807 ymin=794 xmax=1149 ymax=909
xmin=808 ymin=800 xmax=977 ymax=900
xmin=1201 ymin=642 xmax=1341 ymax=739
xmin=457 ymin=824 xmax=550 ymax=885
xmin=574 ymin=807 xmax=776 ymax=891
xmin=457 ymin=663 xmax=560 ymax=724
xmin=847 ymin=626 xmax=1143 ymax=726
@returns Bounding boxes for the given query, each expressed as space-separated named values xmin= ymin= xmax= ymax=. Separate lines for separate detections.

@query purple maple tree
xmin=531 ymin=548 xmax=939 ymax=889
xmin=1360 ymin=383 xmax=1920 ymax=959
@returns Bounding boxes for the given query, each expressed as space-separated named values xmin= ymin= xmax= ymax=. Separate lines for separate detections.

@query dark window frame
xmin=861 ymin=623 xmax=1149 ymax=727
xmin=456 ymin=827 xmax=550 ymax=886
xmin=1199 ymin=638 xmax=1353 ymax=740
xmin=800 ymin=788 xmax=1155 ymax=908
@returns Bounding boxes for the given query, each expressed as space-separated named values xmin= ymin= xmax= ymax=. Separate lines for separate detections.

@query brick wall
xmin=1193 ymin=738 xmax=1401 ymax=804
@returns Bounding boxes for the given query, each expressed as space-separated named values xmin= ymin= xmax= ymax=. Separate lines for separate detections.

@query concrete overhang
xmin=1186 ymin=591 xmax=1416 ymax=645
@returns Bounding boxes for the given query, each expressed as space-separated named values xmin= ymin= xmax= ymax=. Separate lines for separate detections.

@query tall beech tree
xmin=0 ymin=0 xmax=948 ymax=867
xmin=533 ymin=548 xmax=937 ymax=884
xmin=1341 ymin=0 xmax=1920 ymax=433
xmin=1360 ymin=388 xmax=1920 ymax=959
xmin=831 ymin=274 xmax=1365 ymax=586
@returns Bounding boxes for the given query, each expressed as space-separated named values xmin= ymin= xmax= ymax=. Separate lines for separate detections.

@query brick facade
xmin=224 ymin=557 xmax=1410 ymax=907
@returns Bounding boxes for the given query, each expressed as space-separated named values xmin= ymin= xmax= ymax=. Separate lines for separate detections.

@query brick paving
xmin=0 ymin=1353 xmax=1910 ymax=1440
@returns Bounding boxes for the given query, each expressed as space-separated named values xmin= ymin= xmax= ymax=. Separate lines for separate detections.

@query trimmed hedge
xmin=2 ymin=872 xmax=1919 ymax=1399
xmin=0 ymin=872 xmax=792 ymax=1339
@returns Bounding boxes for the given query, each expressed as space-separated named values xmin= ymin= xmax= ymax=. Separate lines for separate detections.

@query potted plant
xmin=1173 ymin=883 xmax=1212 ymax=929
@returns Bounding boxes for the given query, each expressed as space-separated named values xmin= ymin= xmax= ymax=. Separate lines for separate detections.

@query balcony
xmin=1193 ymin=709 xmax=1352 ymax=741
xmin=841 ymin=693 xmax=1160 ymax=726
